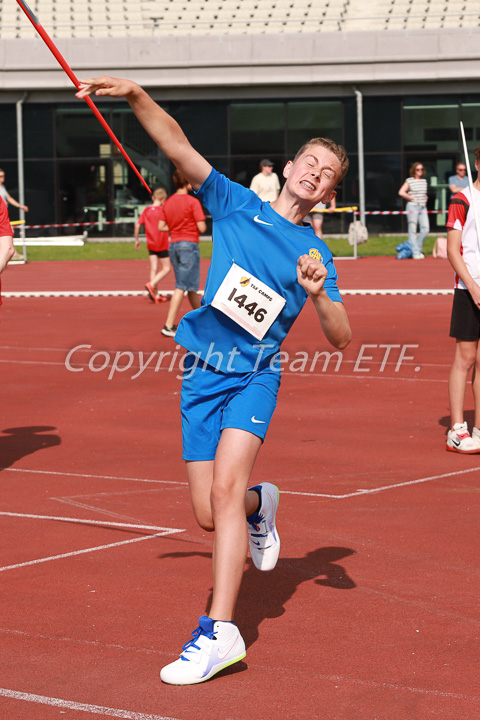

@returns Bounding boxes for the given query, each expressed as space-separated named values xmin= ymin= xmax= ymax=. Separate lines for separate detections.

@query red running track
xmin=0 ymin=257 xmax=479 ymax=719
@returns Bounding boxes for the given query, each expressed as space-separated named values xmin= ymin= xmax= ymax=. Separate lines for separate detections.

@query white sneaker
xmin=247 ymin=482 xmax=280 ymax=571
xmin=160 ymin=616 xmax=246 ymax=685
xmin=472 ymin=426 xmax=480 ymax=443
xmin=446 ymin=422 xmax=480 ymax=453
xmin=413 ymin=253 xmax=425 ymax=259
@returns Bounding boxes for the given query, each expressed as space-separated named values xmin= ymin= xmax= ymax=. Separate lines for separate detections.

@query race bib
xmin=211 ymin=263 xmax=286 ymax=340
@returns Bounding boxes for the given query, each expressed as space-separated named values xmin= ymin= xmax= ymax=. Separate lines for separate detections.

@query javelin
xmin=15 ymin=0 xmax=152 ymax=194
xmin=460 ymin=121 xmax=480 ymax=262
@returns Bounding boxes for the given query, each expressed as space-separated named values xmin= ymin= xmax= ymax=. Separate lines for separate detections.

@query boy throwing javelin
xmin=77 ymin=76 xmax=352 ymax=685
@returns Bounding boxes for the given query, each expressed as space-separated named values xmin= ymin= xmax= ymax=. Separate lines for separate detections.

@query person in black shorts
xmin=134 ymin=187 xmax=171 ymax=303
xmin=445 ymin=148 xmax=480 ymax=453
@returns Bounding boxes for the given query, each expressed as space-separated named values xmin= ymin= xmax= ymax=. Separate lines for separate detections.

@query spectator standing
xmin=307 ymin=197 xmax=336 ymax=240
xmin=0 ymin=197 xmax=15 ymax=307
xmin=448 ymin=162 xmax=469 ymax=198
xmin=134 ymin=187 xmax=171 ymax=303
xmin=445 ymin=145 xmax=480 ymax=453
xmin=249 ymin=159 xmax=280 ymax=202
xmin=158 ymin=170 xmax=206 ymax=337
xmin=398 ymin=162 xmax=429 ymax=259
xmin=0 ymin=168 xmax=28 ymax=213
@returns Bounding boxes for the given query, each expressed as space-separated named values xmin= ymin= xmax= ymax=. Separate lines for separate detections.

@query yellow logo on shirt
xmin=240 ymin=276 xmax=251 ymax=286
xmin=309 ymin=248 xmax=323 ymax=263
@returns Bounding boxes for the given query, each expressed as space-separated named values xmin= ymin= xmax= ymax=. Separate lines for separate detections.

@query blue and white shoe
xmin=247 ymin=482 xmax=280 ymax=571
xmin=160 ymin=615 xmax=246 ymax=685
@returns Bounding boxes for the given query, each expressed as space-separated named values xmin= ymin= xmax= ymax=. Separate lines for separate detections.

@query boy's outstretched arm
xmin=297 ymin=254 xmax=352 ymax=350
xmin=76 ymin=77 xmax=212 ymax=190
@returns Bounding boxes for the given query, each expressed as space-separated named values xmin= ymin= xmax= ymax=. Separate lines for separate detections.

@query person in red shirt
xmin=0 ymin=197 xmax=15 ymax=307
xmin=158 ymin=170 xmax=206 ymax=336
xmin=134 ymin=187 xmax=171 ymax=303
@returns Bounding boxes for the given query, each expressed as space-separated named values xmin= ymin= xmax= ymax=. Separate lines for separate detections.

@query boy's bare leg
xmin=165 ymin=288 xmax=185 ymax=328
xmin=186 ymin=429 xmax=262 ymax=621
xmin=149 ymin=255 xmax=158 ymax=286
xmin=311 ymin=215 xmax=323 ymax=239
xmin=187 ymin=290 xmax=202 ymax=310
xmin=152 ymin=257 xmax=171 ymax=287
xmin=209 ymin=428 xmax=262 ymax=621
xmin=448 ymin=340 xmax=476 ymax=426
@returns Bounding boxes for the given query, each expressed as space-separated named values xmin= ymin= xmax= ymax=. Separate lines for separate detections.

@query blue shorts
xmin=180 ymin=356 xmax=281 ymax=461
xmin=169 ymin=241 xmax=200 ymax=292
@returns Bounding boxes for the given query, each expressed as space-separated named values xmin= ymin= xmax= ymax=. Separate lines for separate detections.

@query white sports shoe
xmin=446 ymin=422 xmax=480 ymax=454
xmin=160 ymin=616 xmax=246 ymax=685
xmin=247 ymin=482 xmax=280 ymax=571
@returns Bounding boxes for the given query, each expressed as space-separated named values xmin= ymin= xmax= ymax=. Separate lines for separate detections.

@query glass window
xmin=112 ymin=106 xmax=159 ymax=157
xmin=56 ymin=105 xmax=114 ymax=158
xmin=403 ymin=97 xmax=459 ymax=152
xmin=344 ymin=97 xmax=358 ymax=154
xmin=0 ymin=106 xmax=17 ymax=159
xmin=461 ymin=99 xmax=480 ymax=144
xmin=24 ymin=161 xmax=55 ymax=227
xmin=366 ymin=154 xmax=404 ymax=234
xmin=24 ymin=105 xmax=54 ymax=159
xmin=230 ymin=102 xmax=284 ymax=155
xmin=170 ymin=101 xmax=228 ymax=156
xmin=287 ymin=101 xmax=343 ymax=154
xmin=364 ymin=97 xmax=401 ymax=152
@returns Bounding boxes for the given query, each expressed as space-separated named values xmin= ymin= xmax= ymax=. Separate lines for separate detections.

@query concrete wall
xmin=1 ymin=28 xmax=480 ymax=101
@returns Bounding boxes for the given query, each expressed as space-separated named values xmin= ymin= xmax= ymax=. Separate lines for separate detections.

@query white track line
xmin=0 ymin=530 xmax=182 ymax=573
xmin=3 ymin=465 xmax=480 ymax=498
xmin=0 ymin=511 xmax=184 ymax=533
xmin=281 ymin=466 xmax=480 ymax=499
xmin=1 ymin=467 xmax=185 ymax=486
xmin=2 ymin=288 xmax=453 ymax=298
xmin=0 ymin=689 xmax=181 ymax=720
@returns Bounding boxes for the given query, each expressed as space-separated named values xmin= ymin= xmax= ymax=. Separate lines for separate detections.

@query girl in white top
xmin=445 ymin=145 xmax=480 ymax=454
xmin=398 ymin=162 xmax=429 ymax=259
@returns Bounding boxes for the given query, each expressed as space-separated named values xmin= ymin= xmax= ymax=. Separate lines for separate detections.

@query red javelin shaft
xmin=16 ymin=0 xmax=152 ymax=194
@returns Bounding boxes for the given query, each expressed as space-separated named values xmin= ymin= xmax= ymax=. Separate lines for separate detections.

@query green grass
xmin=19 ymin=235 xmax=439 ymax=262
xmin=20 ymin=240 xmax=215 ymax=262
xmin=327 ymin=235 xmax=437 ymax=258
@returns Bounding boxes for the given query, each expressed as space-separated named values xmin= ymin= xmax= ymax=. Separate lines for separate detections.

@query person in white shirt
xmin=0 ymin=169 xmax=28 ymax=212
xmin=249 ymin=159 xmax=280 ymax=202
xmin=445 ymin=145 xmax=480 ymax=453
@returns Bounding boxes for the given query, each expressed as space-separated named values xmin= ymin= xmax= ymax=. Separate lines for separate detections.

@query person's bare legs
xmin=448 ymin=340 xmax=477 ymax=426
xmin=187 ymin=290 xmax=202 ymax=310
xmin=186 ymin=428 xmax=262 ymax=621
xmin=151 ymin=257 xmax=171 ymax=287
xmin=164 ymin=288 xmax=185 ymax=328
xmin=149 ymin=255 xmax=158 ymax=287
xmin=311 ymin=214 xmax=323 ymax=239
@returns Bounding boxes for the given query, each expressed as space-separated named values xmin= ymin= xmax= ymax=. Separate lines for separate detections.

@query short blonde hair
xmin=293 ymin=138 xmax=349 ymax=182
xmin=152 ymin=187 xmax=167 ymax=201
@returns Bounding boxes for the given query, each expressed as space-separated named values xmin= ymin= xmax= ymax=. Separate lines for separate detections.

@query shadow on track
xmin=0 ymin=426 xmax=61 ymax=470
xmin=158 ymin=545 xmax=356 ymax=649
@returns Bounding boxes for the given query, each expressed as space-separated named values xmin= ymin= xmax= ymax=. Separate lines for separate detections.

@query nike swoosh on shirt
xmin=253 ymin=215 xmax=273 ymax=226
xmin=251 ymin=416 xmax=266 ymax=424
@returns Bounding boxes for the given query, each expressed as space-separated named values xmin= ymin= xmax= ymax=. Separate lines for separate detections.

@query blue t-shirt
xmin=448 ymin=174 xmax=469 ymax=198
xmin=175 ymin=168 xmax=342 ymax=373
